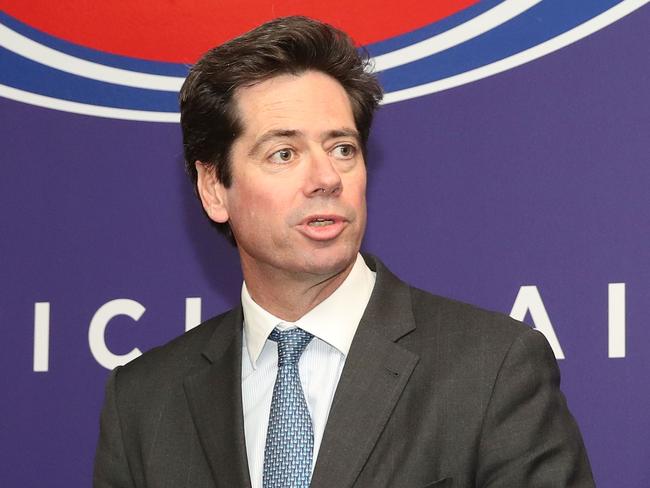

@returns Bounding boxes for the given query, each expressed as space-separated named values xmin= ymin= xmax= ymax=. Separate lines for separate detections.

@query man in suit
xmin=94 ymin=16 xmax=594 ymax=488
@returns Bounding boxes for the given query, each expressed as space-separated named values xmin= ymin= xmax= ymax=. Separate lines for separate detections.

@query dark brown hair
xmin=179 ymin=16 xmax=383 ymax=239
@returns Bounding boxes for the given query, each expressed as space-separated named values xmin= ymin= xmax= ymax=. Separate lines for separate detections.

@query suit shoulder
xmin=405 ymin=286 xmax=557 ymax=403
xmin=114 ymin=307 xmax=238 ymax=387
xmin=408 ymin=286 xmax=537 ymax=349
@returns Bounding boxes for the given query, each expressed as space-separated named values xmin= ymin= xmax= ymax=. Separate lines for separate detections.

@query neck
xmin=241 ymin=258 xmax=357 ymax=322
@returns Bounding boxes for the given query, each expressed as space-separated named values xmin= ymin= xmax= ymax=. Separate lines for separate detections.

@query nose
xmin=305 ymin=150 xmax=342 ymax=197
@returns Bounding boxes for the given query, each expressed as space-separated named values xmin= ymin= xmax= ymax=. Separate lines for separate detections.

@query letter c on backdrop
xmin=88 ymin=298 xmax=144 ymax=369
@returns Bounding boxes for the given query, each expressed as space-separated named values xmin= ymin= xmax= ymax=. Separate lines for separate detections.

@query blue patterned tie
xmin=262 ymin=327 xmax=314 ymax=488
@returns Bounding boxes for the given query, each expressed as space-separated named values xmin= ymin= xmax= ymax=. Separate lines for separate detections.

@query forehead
xmin=233 ymin=71 xmax=356 ymax=138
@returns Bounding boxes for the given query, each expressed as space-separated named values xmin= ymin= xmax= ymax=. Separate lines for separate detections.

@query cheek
xmin=232 ymin=186 xmax=286 ymax=231
xmin=346 ymin=172 xmax=367 ymax=207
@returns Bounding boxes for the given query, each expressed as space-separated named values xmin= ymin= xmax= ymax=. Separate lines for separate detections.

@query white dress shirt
xmin=240 ymin=254 xmax=376 ymax=488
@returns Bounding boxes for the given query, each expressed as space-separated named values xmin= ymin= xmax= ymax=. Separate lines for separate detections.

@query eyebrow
xmin=325 ymin=128 xmax=361 ymax=142
xmin=248 ymin=129 xmax=300 ymax=157
xmin=248 ymin=127 xmax=361 ymax=157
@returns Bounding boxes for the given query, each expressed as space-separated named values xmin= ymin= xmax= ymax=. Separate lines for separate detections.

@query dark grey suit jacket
xmin=94 ymin=255 xmax=594 ymax=487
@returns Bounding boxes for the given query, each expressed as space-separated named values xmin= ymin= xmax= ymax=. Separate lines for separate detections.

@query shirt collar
xmin=241 ymin=253 xmax=376 ymax=368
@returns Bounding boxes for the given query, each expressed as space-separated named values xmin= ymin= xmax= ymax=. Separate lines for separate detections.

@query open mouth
xmin=308 ymin=218 xmax=335 ymax=227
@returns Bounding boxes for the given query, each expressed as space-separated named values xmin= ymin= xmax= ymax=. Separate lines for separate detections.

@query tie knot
xmin=269 ymin=328 xmax=313 ymax=366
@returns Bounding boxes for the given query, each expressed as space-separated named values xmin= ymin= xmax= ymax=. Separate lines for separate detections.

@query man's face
xmin=202 ymin=70 xmax=367 ymax=281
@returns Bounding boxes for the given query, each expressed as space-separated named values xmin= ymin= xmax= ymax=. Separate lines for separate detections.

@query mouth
xmin=307 ymin=218 xmax=336 ymax=227
xmin=301 ymin=214 xmax=345 ymax=226
xmin=297 ymin=214 xmax=348 ymax=241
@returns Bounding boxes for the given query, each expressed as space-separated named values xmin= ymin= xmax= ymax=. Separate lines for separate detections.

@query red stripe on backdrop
xmin=1 ymin=0 xmax=478 ymax=63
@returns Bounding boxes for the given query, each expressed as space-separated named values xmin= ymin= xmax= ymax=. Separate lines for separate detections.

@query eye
xmin=269 ymin=148 xmax=295 ymax=164
xmin=331 ymin=144 xmax=357 ymax=160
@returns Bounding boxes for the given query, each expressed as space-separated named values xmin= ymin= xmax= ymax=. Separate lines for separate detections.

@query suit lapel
xmin=310 ymin=256 xmax=420 ymax=488
xmin=183 ymin=306 xmax=252 ymax=488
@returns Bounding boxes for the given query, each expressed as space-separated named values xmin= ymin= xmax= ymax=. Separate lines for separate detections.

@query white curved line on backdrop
xmin=0 ymin=23 xmax=184 ymax=91
xmin=0 ymin=84 xmax=180 ymax=122
xmin=1 ymin=0 xmax=646 ymax=120
xmin=382 ymin=0 xmax=649 ymax=104
xmin=0 ymin=0 xmax=534 ymax=91
xmin=372 ymin=0 xmax=542 ymax=72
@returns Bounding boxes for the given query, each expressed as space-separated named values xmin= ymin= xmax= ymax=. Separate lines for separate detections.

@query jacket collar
xmin=309 ymin=254 xmax=420 ymax=488
xmin=184 ymin=254 xmax=419 ymax=488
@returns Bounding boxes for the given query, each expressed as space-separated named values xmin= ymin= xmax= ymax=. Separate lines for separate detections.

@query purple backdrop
xmin=1 ymin=5 xmax=648 ymax=487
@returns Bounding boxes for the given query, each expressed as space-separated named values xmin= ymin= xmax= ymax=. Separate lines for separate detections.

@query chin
xmin=300 ymin=245 xmax=358 ymax=277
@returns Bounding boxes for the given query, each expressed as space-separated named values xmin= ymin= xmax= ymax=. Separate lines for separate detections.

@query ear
xmin=195 ymin=161 xmax=229 ymax=223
